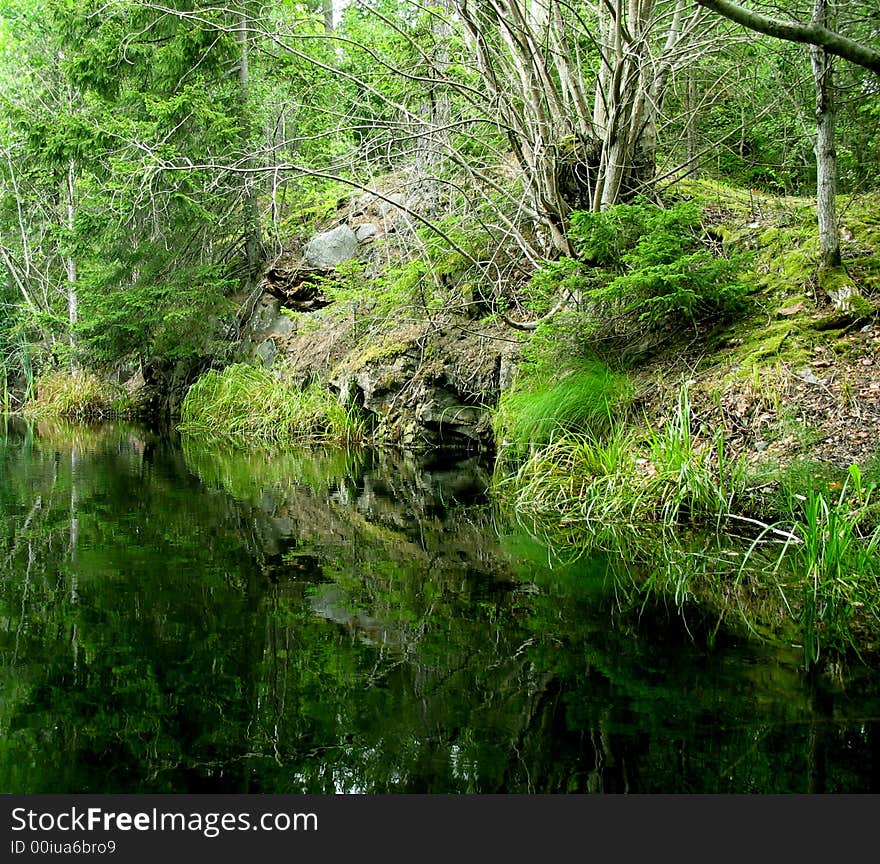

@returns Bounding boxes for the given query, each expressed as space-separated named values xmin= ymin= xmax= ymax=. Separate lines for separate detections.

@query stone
xmin=355 ymin=223 xmax=379 ymax=242
xmin=303 ymin=224 xmax=358 ymax=269
xmin=777 ymin=301 xmax=805 ymax=318
xmin=123 ymin=368 xmax=146 ymax=396
xmin=250 ymin=297 xmax=281 ymax=333
xmin=255 ymin=339 xmax=277 ymax=367
xmin=265 ymin=313 xmax=293 ymax=336
xmin=794 ymin=366 xmax=821 ymax=385
xmin=378 ymin=193 xmax=407 ymax=218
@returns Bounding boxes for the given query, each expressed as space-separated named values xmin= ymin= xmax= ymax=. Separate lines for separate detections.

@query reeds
xmin=744 ymin=465 xmax=880 ymax=667
xmin=496 ymin=381 xmax=880 ymax=666
xmin=1 ymin=330 xmax=34 ymax=412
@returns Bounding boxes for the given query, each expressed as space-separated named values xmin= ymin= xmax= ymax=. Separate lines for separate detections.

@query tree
xmin=697 ymin=0 xmax=880 ymax=301
xmin=0 ymin=0 xmax=286 ymax=388
xmin=695 ymin=0 xmax=880 ymax=76
xmin=0 ymin=0 xmax=98 ymax=371
xmin=810 ymin=0 xmax=839 ymax=269
xmin=453 ymin=0 xmax=719 ymax=253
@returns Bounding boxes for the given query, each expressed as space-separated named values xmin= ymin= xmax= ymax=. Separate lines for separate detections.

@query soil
xmin=635 ymin=320 xmax=880 ymax=492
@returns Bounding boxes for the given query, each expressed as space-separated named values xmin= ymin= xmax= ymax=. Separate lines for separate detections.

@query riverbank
xmin=11 ymin=178 xmax=880 ymax=671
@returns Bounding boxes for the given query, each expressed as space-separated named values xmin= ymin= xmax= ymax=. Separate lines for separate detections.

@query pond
xmin=2 ymin=417 xmax=880 ymax=793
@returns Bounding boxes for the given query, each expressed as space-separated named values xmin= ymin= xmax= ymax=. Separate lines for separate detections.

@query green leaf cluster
xmin=569 ymin=199 xmax=750 ymax=328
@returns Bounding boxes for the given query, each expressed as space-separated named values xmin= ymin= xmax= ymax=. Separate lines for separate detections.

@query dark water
xmin=2 ymin=417 xmax=880 ymax=793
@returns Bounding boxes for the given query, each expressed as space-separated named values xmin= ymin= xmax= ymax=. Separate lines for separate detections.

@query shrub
xmin=567 ymin=198 xmax=749 ymax=328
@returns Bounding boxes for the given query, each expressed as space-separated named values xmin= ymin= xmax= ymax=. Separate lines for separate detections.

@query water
xmin=2 ymin=417 xmax=880 ymax=793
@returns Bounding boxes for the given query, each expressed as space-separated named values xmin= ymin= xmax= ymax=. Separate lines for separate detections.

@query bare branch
xmin=695 ymin=0 xmax=880 ymax=75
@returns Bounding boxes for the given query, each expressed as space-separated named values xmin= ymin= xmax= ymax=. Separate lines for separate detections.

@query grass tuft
xmin=493 ymin=359 xmax=632 ymax=461
xmin=179 ymin=363 xmax=366 ymax=447
xmin=23 ymin=371 xmax=131 ymax=421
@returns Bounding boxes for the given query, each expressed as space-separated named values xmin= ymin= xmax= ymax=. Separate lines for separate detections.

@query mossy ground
xmin=632 ymin=182 xmax=880 ymax=514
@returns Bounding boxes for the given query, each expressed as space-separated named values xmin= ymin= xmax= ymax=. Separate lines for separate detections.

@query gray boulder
xmin=303 ymin=224 xmax=358 ymax=269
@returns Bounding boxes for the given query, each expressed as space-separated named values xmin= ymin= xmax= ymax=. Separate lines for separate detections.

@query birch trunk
xmin=65 ymin=157 xmax=78 ymax=372
xmin=236 ymin=8 xmax=263 ymax=282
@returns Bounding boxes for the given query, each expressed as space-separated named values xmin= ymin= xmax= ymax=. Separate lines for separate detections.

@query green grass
xmin=494 ymin=382 xmax=744 ymax=541
xmin=493 ymin=359 xmax=632 ymax=460
xmin=646 ymin=384 xmax=743 ymax=525
xmin=743 ymin=465 xmax=880 ymax=668
xmin=178 ymin=363 xmax=367 ymax=447
xmin=23 ymin=370 xmax=131 ymax=421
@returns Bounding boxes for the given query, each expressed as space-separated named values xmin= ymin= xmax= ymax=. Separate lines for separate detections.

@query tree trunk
xmin=415 ymin=4 xmax=452 ymax=170
xmin=65 ymin=157 xmax=78 ymax=372
xmin=236 ymin=8 xmax=263 ymax=283
xmin=811 ymin=0 xmax=840 ymax=269
xmin=457 ymin=0 xmax=698 ymax=252
xmin=321 ymin=0 xmax=333 ymax=33
xmin=686 ymin=68 xmax=698 ymax=175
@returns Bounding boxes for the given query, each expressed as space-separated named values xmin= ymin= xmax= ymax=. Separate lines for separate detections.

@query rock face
xmin=238 ymin=292 xmax=522 ymax=451
xmin=232 ymin=177 xmax=522 ymax=452
xmin=239 ymin=296 xmax=298 ymax=368
xmin=329 ymin=322 xmax=522 ymax=451
xmin=303 ymin=224 xmax=358 ymax=269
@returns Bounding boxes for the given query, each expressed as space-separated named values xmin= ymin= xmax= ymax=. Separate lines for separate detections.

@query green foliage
xmin=337 ymin=0 xmax=490 ymax=171
xmin=520 ymin=258 xmax=587 ymax=316
xmin=493 ymin=359 xmax=633 ymax=459
xmin=23 ymin=370 xmax=131 ymax=420
xmin=178 ymin=363 xmax=366 ymax=447
xmin=568 ymin=199 xmax=749 ymax=329
xmin=77 ymin=260 xmax=237 ymax=365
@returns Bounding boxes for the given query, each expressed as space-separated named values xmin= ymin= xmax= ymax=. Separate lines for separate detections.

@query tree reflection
xmin=2 ymin=419 xmax=879 ymax=793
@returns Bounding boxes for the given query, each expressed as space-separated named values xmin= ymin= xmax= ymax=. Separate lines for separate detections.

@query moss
xmin=333 ymin=335 xmax=414 ymax=377
xmin=759 ymin=227 xmax=789 ymax=250
xmin=724 ymin=320 xmax=798 ymax=368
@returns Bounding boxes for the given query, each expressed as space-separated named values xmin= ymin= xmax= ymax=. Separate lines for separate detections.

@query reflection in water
xmin=2 ymin=416 xmax=880 ymax=793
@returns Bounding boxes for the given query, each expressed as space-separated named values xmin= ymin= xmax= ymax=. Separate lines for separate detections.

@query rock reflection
xmin=1 ymin=420 xmax=880 ymax=793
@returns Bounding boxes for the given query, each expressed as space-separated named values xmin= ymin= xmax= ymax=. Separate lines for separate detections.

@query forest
xmin=2 ymin=0 xmax=880 ymax=672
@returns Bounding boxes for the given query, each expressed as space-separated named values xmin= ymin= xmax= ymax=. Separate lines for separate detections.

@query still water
xmin=2 ymin=417 xmax=880 ymax=793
